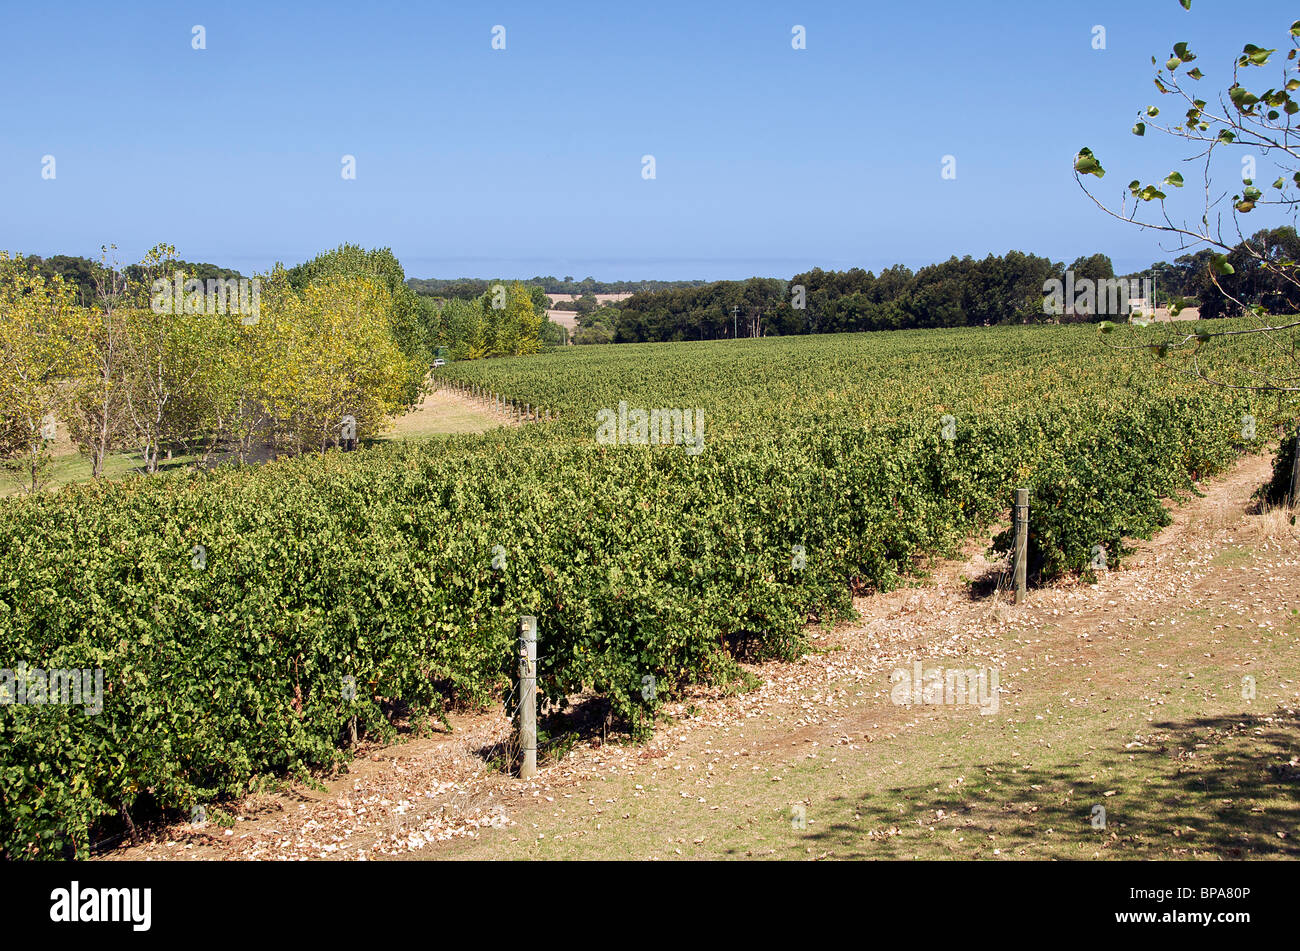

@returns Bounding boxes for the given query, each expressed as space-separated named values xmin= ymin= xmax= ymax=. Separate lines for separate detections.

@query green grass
xmin=0 ymin=449 xmax=198 ymax=497
xmin=1 ymin=396 xmax=503 ymax=498
xmin=1210 ymin=546 xmax=1253 ymax=568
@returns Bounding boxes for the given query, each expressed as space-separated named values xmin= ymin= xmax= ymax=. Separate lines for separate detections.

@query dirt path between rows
xmin=105 ymin=452 xmax=1297 ymax=860
xmin=382 ymin=384 xmax=523 ymax=439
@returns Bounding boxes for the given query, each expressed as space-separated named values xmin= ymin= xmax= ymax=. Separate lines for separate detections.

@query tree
xmin=540 ymin=318 xmax=568 ymax=347
xmin=0 ymin=253 xmax=93 ymax=492
xmin=1067 ymin=253 xmax=1115 ymax=286
xmin=65 ymin=247 xmax=132 ymax=478
xmin=120 ymin=301 xmax=207 ymax=473
xmin=574 ymin=305 xmax=619 ymax=345
xmin=445 ymin=297 xmax=490 ymax=360
xmin=260 ymin=274 xmax=415 ymax=453
xmin=528 ymin=285 xmax=551 ymax=321
xmin=286 ymin=245 xmax=427 ymax=392
xmin=1076 ymin=2 xmax=1300 ymax=393
xmin=30 ymin=254 xmax=98 ymax=306
xmin=487 ymin=281 xmax=544 ymax=356
xmin=117 ymin=244 xmax=213 ymax=473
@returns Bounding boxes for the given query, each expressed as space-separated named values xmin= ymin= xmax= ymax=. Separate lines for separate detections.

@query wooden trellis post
xmin=1290 ymin=424 xmax=1300 ymax=508
xmin=1013 ymin=488 xmax=1029 ymax=604
xmin=518 ymin=616 xmax=537 ymax=780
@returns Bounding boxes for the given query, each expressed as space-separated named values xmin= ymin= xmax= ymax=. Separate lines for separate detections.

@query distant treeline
xmin=23 ymin=253 xmax=244 ymax=307
xmin=407 ymin=276 xmax=708 ymax=298
xmin=612 ymin=251 xmax=1106 ymax=342
xmin=1125 ymin=226 xmax=1300 ymax=318
xmin=31 ymin=228 xmax=1298 ymax=354
xmin=584 ymin=230 xmax=1300 ymax=344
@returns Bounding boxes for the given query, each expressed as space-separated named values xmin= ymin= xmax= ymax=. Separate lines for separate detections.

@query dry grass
xmin=1254 ymin=501 xmax=1299 ymax=541
xmin=378 ymin=388 xmax=512 ymax=440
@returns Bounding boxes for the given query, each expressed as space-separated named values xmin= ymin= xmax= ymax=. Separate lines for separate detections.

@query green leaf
xmin=1132 ymin=122 xmax=1146 ymax=136
xmin=1163 ymin=171 xmax=1184 ymax=187
xmin=1173 ymin=42 xmax=1195 ymax=62
xmin=1187 ymin=67 xmax=1203 ymax=80
xmin=1240 ymin=44 xmax=1275 ymax=67
xmin=1229 ymin=85 xmax=1259 ymax=110
xmin=1211 ymin=254 xmax=1234 ymax=276
xmin=1098 ymin=321 xmax=1116 ymax=334
xmin=1137 ymin=185 xmax=1167 ymax=201
xmin=1074 ymin=148 xmax=1105 ymax=178
xmin=1180 ymin=0 xmax=1191 ymax=9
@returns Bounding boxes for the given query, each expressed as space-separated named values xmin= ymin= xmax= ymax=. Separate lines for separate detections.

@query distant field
xmin=545 ymin=293 xmax=634 ymax=305
xmin=545 ymin=293 xmax=632 ymax=332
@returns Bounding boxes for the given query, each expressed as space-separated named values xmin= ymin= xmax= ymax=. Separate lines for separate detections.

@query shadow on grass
xmin=800 ymin=706 xmax=1300 ymax=859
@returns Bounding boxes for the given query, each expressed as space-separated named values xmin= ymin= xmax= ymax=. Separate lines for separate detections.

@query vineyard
xmin=2 ymin=320 xmax=1295 ymax=858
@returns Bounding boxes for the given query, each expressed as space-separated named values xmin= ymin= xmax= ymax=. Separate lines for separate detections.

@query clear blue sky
xmin=1 ymin=0 xmax=1295 ymax=280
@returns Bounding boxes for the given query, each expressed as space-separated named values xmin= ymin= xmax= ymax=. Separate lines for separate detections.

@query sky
xmin=2 ymin=0 xmax=1297 ymax=281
